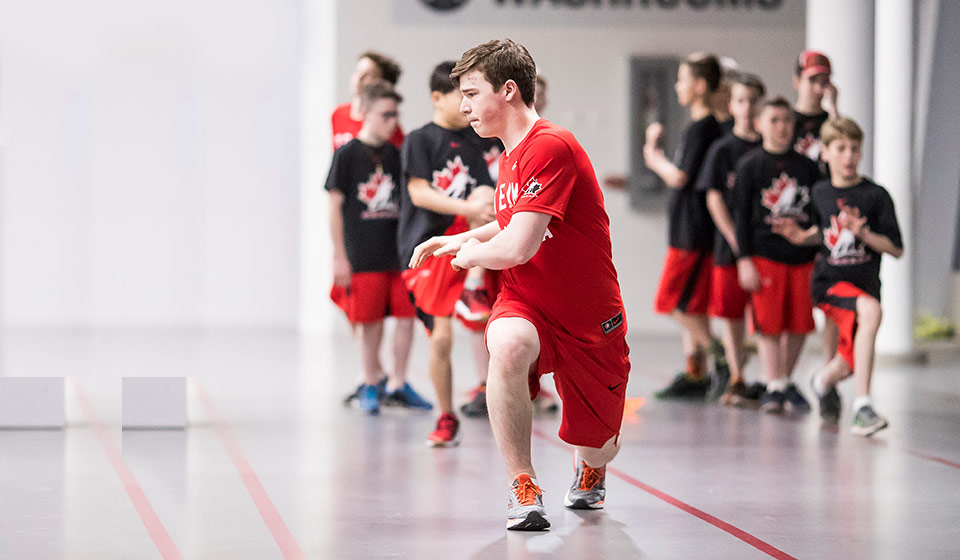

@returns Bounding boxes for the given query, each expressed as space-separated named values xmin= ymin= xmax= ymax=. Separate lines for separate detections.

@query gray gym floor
xmin=2 ymin=328 xmax=959 ymax=559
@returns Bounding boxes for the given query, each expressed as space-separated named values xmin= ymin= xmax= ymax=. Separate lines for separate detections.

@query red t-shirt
xmin=331 ymin=103 xmax=405 ymax=151
xmin=495 ymin=119 xmax=626 ymax=346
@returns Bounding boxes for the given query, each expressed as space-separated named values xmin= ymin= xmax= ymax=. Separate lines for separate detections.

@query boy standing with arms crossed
xmin=734 ymin=97 xmax=821 ymax=413
xmin=774 ymin=118 xmax=903 ymax=435
xmin=644 ymin=52 xmax=727 ymax=399
xmin=696 ymin=73 xmax=766 ymax=405
xmin=412 ymin=39 xmax=630 ymax=531
xmin=399 ymin=61 xmax=497 ymax=447
xmin=326 ymin=82 xmax=432 ymax=414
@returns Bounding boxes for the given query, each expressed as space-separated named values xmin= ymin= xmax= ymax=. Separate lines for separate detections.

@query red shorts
xmin=489 ymin=294 xmax=631 ymax=449
xmin=749 ymin=257 xmax=814 ymax=336
xmin=655 ymin=248 xmax=712 ymax=315
xmin=816 ymin=282 xmax=866 ymax=370
xmin=329 ymin=271 xmax=415 ymax=324
xmin=709 ymin=264 xmax=750 ymax=320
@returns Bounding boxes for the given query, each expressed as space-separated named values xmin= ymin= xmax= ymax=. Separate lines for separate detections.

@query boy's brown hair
xmin=820 ymin=117 xmax=864 ymax=146
xmin=450 ymin=39 xmax=537 ymax=106
xmin=734 ymin=72 xmax=766 ymax=98
xmin=359 ymin=50 xmax=402 ymax=85
xmin=683 ymin=52 xmax=722 ymax=93
xmin=760 ymin=96 xmax=792 ymax=114
xmin=359 ymin=81 xmax=402 ymax=111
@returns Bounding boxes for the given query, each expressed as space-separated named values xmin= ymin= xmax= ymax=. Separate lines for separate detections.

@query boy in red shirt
xmin=332 ymin=51 xmax=405 ymax=151
xmin=774 ymin=118 xmax=903 ymax=436
xmin=411 ymin=39 xmax=630 ymax=531
xmin=326 ymin=82 xmax=431 ymax=414
xmin=644 ymin=52 xmax=727 ymax=399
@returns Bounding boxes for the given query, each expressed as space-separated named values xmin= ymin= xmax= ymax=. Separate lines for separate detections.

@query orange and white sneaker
xmin=426 ymin=412 xmax=460 ymax=447
xmin=455 ymin=287 xmax=492 ymax=322
xmin=507 ymin=474 xmax=550 ymax=531
xmin=564 ymin=459 xmax=606 ymax=510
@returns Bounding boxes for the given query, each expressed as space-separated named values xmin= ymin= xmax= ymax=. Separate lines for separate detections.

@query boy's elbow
xmin=891 ymin=247 xmax=905 ymax=259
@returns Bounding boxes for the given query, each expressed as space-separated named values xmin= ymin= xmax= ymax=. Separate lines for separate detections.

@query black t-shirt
xmin=479 ymin=136 xmax=505 ymax=182
xmin=695 ymin=132 xmax=762 ymax=266
xmin=810 ymin=178 xmax=903 ymax=302
xmin=719 ymin=118 xmax=735 ymax=136
xmin=733 ymin=147 xmax=821 ymax=265
xmin=398 ymin=123 xmax=495 ymax=266
xmin=667 ymin=114 xmax=724 ymax=250
xmin=793 ymin=110 xmax=829 ymax=162
xmin=325 ymin=139 xmax=403 ymax=272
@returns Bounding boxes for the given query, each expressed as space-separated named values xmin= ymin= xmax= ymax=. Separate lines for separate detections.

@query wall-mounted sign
xmin=401 ymin=0 xmax=801 ymax=26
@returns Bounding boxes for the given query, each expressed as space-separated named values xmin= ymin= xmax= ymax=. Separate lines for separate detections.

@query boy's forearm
xmin=645 ymin=150 xmax=686 ymax=189
xmin=860 ymin=229 xmax=903 ymax=257
xmin=706 ymin=192 xmax=738 ymax=254
xmin=408 ymin=179 xmax=470 ymax=216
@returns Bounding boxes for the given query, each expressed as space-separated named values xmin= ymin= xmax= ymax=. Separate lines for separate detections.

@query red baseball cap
xmin=797 ymin=51 xmax=832 ymax=79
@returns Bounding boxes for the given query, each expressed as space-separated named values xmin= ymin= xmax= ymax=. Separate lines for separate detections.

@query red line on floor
xmin=866 ymin=438 xmax=960 ymax=470
xmin=195 ymin=380 xmax=306 ymax=560
xmin=531 ymin=428 xmax=798 ymax=560
xmin=73 ymin=380 xmax=184 ymax=560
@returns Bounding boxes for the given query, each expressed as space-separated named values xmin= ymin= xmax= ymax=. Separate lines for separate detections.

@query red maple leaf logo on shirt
xmin=357 ymin=167 xmax=397 ymax=214
xmin=432 ymin=156 xmax=474 ymax=199
xmin=761 ymin=172 xmax=808 ymax=218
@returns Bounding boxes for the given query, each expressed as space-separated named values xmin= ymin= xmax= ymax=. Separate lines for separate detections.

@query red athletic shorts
xmin=329 ymin=271 xmax=415 ymax=324
xmin=488 ymin=293 xmax=631 ymax=449
xmin=709 ymin=264 xmax=750 ymax=320
xmin=749 ymin=257 xmax=814 ymax=336
xmin=402 ymin=217 xmax=470 ymax=320
xmin=655 ymin=248 xmax=712 ymax=315
xmin=816 ymin=282 xmax=866 ymax=370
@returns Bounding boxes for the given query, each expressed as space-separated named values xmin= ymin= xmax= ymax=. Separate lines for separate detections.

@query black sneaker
xmin=707 ymin=367 xmax=730 ymax=402
xmin=784 ymin=383 xmax=811 ymax=413
xmin=760 ymin=390 xmax=786 ymax=414
xmin=852 ymin=405 xmax=889 ymax=437
xmin=744 ymin=382 xmax=766 ymax=401
xmin=460 ymin=383 xmax=488 ymax=418
xmin=811 ymin=377 xmax=841 ymax=423
xmin=654 ymin=373 xmax=710 ymax=400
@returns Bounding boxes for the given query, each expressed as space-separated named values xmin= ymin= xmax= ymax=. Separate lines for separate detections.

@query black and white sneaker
xmin=784 ymin=383 xmax=811 ymax=413
xmin=812 ymin=377 xmax=841 ymax=424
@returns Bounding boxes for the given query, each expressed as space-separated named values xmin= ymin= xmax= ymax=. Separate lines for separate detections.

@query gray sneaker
xmin=564 ymin=459 xmax=606 ymax=510
xmin=852 ymin=405 xmax=889 ymax=437
xmin=506 ymin=475 xmax=550 ymax=531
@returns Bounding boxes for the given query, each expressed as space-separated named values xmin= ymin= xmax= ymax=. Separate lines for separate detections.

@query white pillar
xmin=874 ymin=0 xmax=915 ymax=355
xmin=300 ymin=0 xmax=338 ymax=333
xmin=806 ymin=0 xmax=875 ymax=175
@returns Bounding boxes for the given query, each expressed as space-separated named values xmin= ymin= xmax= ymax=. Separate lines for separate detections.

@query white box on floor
xmin=0 ymin=377 xmax=65 ymax=428
xmin=122 ymin=377 xmax=187 ymax=429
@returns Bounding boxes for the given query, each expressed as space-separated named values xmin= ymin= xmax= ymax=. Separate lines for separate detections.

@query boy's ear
xmin=502 ymin=79 xmax=518 ymax=101
xmin=792 ymin=75 xmax=801 ymax=90
xmin=430 ymin=90 xmax=442 ymax=104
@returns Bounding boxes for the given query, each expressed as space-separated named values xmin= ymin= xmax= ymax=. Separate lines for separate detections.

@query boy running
xmin=774 ymin=118 xmax=903 ymax=436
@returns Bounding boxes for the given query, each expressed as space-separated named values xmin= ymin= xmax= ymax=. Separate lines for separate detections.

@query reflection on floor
xmin=2 ymin=328 xmax=959 ymax=559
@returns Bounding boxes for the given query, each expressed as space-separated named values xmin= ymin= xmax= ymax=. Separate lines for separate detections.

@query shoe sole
xmin=425 ymin=437 xmax=460 ymax=448
xmin=506 ymin=511 xmax=550 ymax=531
xmin=851 ymin=420 xmax=889 ymax=437
xmin=563 ymin=496 xmax=604 ymax=510
xmin=454 ymin=300 xmax=491 ymax=323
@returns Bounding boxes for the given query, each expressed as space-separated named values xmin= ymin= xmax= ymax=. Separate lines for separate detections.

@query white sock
xmin=464 ymin=275 xmax=484 ymax=290
xmin=853 ymin=395 xmax=873 ymax=412
xmin=812 ymin=372 xmax=828 ymax=397
xmin=767 ymin=379 xmax=788 ymax=392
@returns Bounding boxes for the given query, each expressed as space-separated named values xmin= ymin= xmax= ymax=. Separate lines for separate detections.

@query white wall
xmin=0 ymin=0 xmax=302 ymax=329
xmin=321 ymin=0 xmax=805 ymax=334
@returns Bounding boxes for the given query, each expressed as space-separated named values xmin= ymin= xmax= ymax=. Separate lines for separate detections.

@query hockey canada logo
xmin=432 ymin=156 xmax=475 ymax=199
xmin=357 ymin=167 xmax=398 ymax=219
xmin=823 ymin=205 xmax=869 ymax=265
xmin=794 ymin=133 xmax=822 ymax=161
xmin=761 ymin=172 xmax=809 ymax=220
xmin=484 ymin=145 xmax=502 ymax=182
xmin=521 ymin=177 xmax=542 ymax=198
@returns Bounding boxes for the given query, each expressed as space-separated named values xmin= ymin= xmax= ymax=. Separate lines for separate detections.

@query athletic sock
xmin=464 ymin=275 xmax=484 ymax=290
xmin=853 ymin=395 xmax=873 ymax=412
xmin=812 ymin=371 xmax=828 ymax=397
xmin=767 ymin=378 xmax=788 ymax=393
